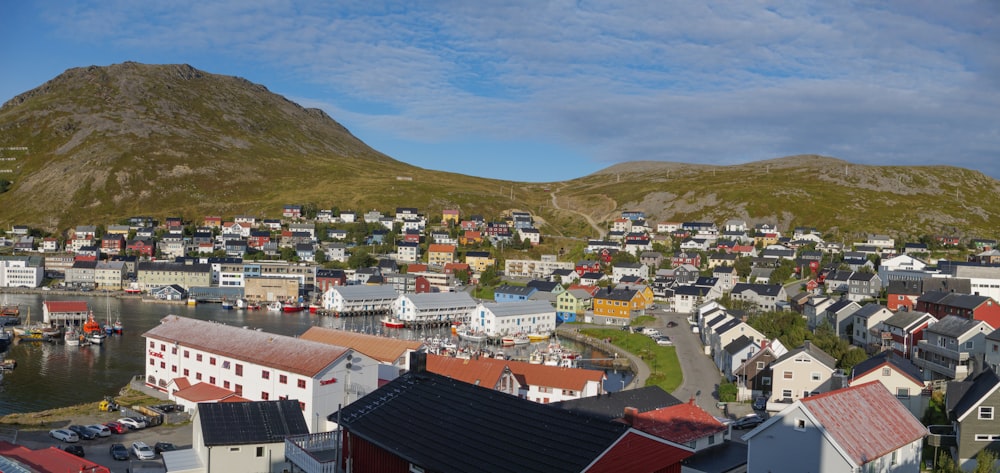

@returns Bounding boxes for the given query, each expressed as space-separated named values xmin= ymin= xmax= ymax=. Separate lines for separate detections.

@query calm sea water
xmin=0 ymin=293 xmax=630 ymax=415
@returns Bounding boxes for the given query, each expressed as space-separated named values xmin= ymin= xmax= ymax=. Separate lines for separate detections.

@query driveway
xmin=651 ymin=310 xmax=729 ymax=418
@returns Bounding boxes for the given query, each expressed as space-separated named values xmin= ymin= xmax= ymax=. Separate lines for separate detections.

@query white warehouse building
xmin=142 ymin=315 xmax=378 ymax=433
xmin=467 ymin=300 xmax=557 ymax=337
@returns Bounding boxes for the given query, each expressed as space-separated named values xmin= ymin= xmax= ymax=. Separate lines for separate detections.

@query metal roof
xmin=198 ymin=400 xmax=309 ymax=446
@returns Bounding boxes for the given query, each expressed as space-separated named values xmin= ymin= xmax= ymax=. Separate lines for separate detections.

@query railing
xmin=286 ymin=431 xmax=341 ymax=473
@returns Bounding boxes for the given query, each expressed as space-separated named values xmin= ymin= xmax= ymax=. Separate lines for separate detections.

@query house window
xmin=222 ymin=360 xmax=230 ymax=369
xmin=781 ymin=389 xmax=792 ymax=399
xmin=160 ymin=344 xmax=166 ymax=351
xmin=261 ymin=392 xmax=269 ymax=400
xmin=262 ymin=370 xmax=270 ymax=380
xmin=897 ymin=388 xmax=909 ymax=399
xmin=183 ymin=369 xmax=189 ymax=376
xmin=708 ymin=433 xmax=716 ymax=445
xmin=811 ymin=372 xmax=820 ymax=381
xmin=762 ymin=376 xmax=771 ymax=386
xmin=184 ymin=350 xmax=189 ymax=358
xmin=967 ymin=341 xmax=975 ymax=350
xmin=235 ymin=384 xmax=242 ymax=396
xmin=757 ymin=361 xmax=765 ymax=370
xmin=196 ymin=373 xmax=202 ymax=381
xmin=196 ymin=354 xmax=203 ymax=362
xmin=171 ymin=365 xmax=177 ymax=373
xmin=256 ymin=446 xmax=265 ymax=457
xmin=149 ymin=341 xmax=155 ymax=348
xmin=882 ymin=367 xmax=891 ymax=376
xmin=794 ymin=418 xmax=806 ymax=431
xmin=298 ymin=379 xmax=306 ymax=389
xmin=299 ymin=401 xmax=306 ymax=411
xmin=279 ymin=374 xmax=288 ymax=384
xmin=980 ymin=406 xmax=994 ymax=420
xmin=224 ymin=381 xmax=230 ymax=389
xmin=783 ymin=371 xmax=793 ymax=379
xmin=235 ymin=364 xmax=243 ymax=376
xmin=171 ymin=346 xmax=177 ymax=355
xmin=210 ymin=357 xmax=216 ymax=366
xmin=160 ymin=361 xmax=165 ymax=369
xmin=149 ymin=358 xmax=154 ymax=366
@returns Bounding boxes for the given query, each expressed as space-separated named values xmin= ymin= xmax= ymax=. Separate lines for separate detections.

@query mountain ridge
xmin=1 ymin=62 xmax=999 ymax=244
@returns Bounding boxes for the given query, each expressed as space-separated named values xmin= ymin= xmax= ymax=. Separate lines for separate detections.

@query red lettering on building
xmin=319 ymin=377 xmax=338 ymax=386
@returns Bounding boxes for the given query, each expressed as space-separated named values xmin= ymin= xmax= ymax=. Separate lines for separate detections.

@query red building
xmin=575 ymin=260 xmax=602 ymax=277
xmin=127 ymin=238 xmax=156 ymax=257
xmin=916 ymin=290 xmax=1000 ymax=328
xmin=0 ymin=441 xmax=110 ymax=472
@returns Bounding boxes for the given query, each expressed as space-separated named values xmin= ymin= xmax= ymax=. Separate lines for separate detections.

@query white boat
xmin=87 ymin=331 xmax=106 ymax=345
xmin=221 ymin=299 xmax=234 ymax=310
xmin=64 ymin=327 xmax=81 ymax=346
xmin=266 ymin=301 xmax=282 ymax=312
xmin=457 ymin=329 xmax=486 ymax=343
xmin=513 ymin=334 xmax=530 ymax=345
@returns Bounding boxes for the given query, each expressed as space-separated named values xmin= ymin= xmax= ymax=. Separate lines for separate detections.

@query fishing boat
xmin=221 ymin=298 xmax=234 ymax=310
xmin=0 ymin=296 xmax=20 ymax=326
xmin=266 ymin=301 xmax=283 ymax=312
xmin=527 ymin=332 xmax=552 ymax=342
xmin=112 ymin=319 xmax=123 ymax=334
xmin=282 ymin=301 xmax=305 ymax=313
xmin=12 ymin=307 xmax=51 ymax=341
xmin=246 ymin=302 xmax=261 ymax=310
xmin=381 ymin=316 xmax=405 ymax=329
xmin=501 ymin=335 xmax=516 ymax=346
xmin=308 ymin=303 xmax=321 ymax=314
xmin=513 ymin=334 xmax=530 ymax=345
xmin=457 ymin=328 xmax=487 ymax=343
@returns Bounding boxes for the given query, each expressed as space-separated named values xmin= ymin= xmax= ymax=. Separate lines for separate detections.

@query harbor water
xmin=0 ymin=293 xmax=632 ymax=416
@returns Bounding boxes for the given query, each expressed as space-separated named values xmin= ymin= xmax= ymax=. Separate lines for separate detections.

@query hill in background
xmin=2 ymin=62 xmax=1000 ymax=243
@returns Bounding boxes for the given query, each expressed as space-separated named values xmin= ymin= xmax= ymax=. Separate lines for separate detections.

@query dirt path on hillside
xmin=550 ymin=184 xmax=613 ymax=239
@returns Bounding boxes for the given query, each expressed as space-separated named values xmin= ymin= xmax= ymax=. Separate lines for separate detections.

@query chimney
xmin=803 ymin=340 xmax=812 ymax=350
xmin=409 ymin=350 xmax=427 ymax=373
xmin=760 ymin=339 xmax=769 ymax=349
xmin=689 ymin=397 xmax=696 ymax=405
xmin=623 ymin=407 xmax=638 ymax=426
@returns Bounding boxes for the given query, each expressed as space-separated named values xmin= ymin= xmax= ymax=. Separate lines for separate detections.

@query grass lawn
xmin=581 ymin=328 xmax=682 ymax=393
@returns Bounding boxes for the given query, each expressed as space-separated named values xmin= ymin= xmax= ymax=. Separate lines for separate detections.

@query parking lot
xmin=14 ymin=413 xmax=193 ymax=472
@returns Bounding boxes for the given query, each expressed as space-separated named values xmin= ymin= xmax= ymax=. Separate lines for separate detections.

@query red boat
xmin=381 ymin=316 xmax=405 ymax=329
xmin=282 ymin=302 xmax=305 ymax=313
xmin=308 ymin=304 xmax=320 ymax=314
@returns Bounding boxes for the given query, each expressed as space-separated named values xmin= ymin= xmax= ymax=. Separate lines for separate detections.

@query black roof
xmin=731 ymin=283 xmax=783 ymax=297
xmin=198 ymin=400 xmax=309 ymax=446
xmin=550 ymin=386 xmax=683 ymax=421
xmin=851 ymin=351 xmax=923 ymax=384
xmin=949 ymin=369 xmax=1000 ymax=420
xmin=526 ymin=280 xmax=561 ymax=292
xmin=332 ymin=369 xmax=631 ymax=473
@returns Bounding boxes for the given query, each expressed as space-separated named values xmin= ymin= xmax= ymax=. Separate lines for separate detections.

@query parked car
xmin=68 ymin=424 xmax=98 ymax=440
xmin=655 ymin=336 xmax=673 ymax=346
xmin=154 ymin=441 xmax=177 ymax=454
xmin=666 ymin=321 xmax=678 ymax=328
xmin=109 ymin=443 xmax=129 ymax=461
xmin=49 ymin=429 xmax=79 ymax=443
xmin=64 ymin=445 xmax=85 ymax=457
xmin=132 ymin=441 xmax=155 ymax=460
xmin=118 ymin=417 xmax=146 ymax=430
xmin=105 ymin=421 xmax=127 ymax=434
xmin=732 ymin=413 xmax=765 ymax=430
xmin=86 ymin=424 xmax=111 ymax=437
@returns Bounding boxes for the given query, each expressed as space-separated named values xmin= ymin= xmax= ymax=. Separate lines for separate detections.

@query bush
xmin=718 ymin=379 xmax=738 ymax=402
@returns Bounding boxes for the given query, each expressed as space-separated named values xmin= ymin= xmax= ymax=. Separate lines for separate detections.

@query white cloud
xmin=31 ymin=0 xmax=1000 ymax=178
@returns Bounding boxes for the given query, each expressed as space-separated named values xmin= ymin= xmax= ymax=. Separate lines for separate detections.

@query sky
xmin=1 ymin=1 xmax=998 ymax=182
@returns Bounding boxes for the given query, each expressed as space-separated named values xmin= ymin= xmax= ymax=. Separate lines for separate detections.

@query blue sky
xmin=1 ymin=1 xmax=998 ymax=182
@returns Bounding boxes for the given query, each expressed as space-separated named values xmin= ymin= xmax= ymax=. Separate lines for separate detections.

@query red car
xmin=104 ymin=421 xmax=127 ymax=434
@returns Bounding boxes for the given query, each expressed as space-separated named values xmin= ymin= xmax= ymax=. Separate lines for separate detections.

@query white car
xmin=132 ymin=441 xmax=155 ymax=460
xmin=655 ymin=336 xmax=673 ymax=346
xmin=118 ymin=417 xmax=146 ymax=430
xmin=86 ymin=424 xmax=112 ymax=437
xmin=49 ymin=429 xmax=79 ymax=443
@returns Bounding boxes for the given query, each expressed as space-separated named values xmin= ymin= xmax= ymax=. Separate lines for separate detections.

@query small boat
xmin=0 ymin=359 xmax=16 ymax=370
xmin=282 ymin=301 xmax=305 ymax=313
xmin=1 ymin=296 xmax=20 ymax=325
xmin=457 ymin=329 xmax=486 ymax=343
xmin=529 ymin=350 xmax=545 ymax=364
xmin=221 ymin=299 xmax=234 ymax=310
xmin=381 ymin=316 xmax=405 ymax=329
xmin=501 ymin=336 xmax=516 ymax=346
xmin=309 ymin=304 xmax=321 ymax=314
xmin=64 ymin=327 xmax=81 ymax=346
xmin=527 ymin=332 xmax=551 ymax=342
xmin=187 ymin=297 xmax=197 ymax=306
xmin=246 ymin=302 xmax=261 ymax=310
xmin=112 ymin=319 xmax=123 ymax=334
xmin=0 ymin=328 xmax=12 ymax=352
xmin=235 ymin=298 xmax=246 ymax=310
xmin=266 ymin=301 xmax=283 ymax=312
xmin=513 ymin=334 xmax=530 ymax=345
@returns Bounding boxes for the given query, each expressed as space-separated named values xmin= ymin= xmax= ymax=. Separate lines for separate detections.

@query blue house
xmin=494 ymin=284 xmax=537 ymax=303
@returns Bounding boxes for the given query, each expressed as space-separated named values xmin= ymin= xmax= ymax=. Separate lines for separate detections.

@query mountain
xmin=2 ymin=62 xmax=1000 ymax=244
xmin=0 ymin=62 xmax=508 ymax=231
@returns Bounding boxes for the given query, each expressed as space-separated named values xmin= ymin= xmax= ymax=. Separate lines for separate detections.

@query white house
xmin=393 ymin=292 xmax=478 ymax=325
xmin=322 ymin=284 xmax=398 ymax=315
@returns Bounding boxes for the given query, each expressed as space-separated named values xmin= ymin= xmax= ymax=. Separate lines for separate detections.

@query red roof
xmin=586 ymin=431 xmax=692 ymax=473
xmin=628 ymin=401 xmax=728 ymax=444
xmin=427 ymin=354 xmax=604 ymax=391
xmin=799 ymin=381 xmax=928 ymax=466
xmin=171 ymin=377 xmax=192 ymax=390
xmin=43 ymin=301 xmax=89 ymax=312
xmin=0 ymin=441 xmax=110 ymax=472
xmin=174 ymin=382 xmax=238 ymax=402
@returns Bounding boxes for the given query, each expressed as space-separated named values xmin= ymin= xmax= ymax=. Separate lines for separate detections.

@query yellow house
xmin=592 ymin=287 xmax=645 ymax=325
xmin=754 ymin=233 xmax=779 ymax=247
xmin=441 ymin=209 xmax=460 ymax=226
xmin=427 ymin=244 xmax=456 ymax=266
xmin=464 ymin=251 xmax=495 ymax=273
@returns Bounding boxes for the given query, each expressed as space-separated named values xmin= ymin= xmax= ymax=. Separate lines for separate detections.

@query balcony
xmin=914 ymin=354 xmax=968 ymax=380
xmin=286 ymin=431 xmax=341 ymax=473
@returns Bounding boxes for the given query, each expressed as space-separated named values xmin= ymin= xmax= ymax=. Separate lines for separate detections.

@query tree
xmin=838 ymin=348 xmax=868 ymax=372
xmin=453 ymin=268 xmax=470 ymax=284
xmin=478 ymin=266 xmax=500 ymax=287
xmin=315 ymin=249 xmax=327 ymax=264
xmin=735 ymin=256 xmax=753 ymax=279
xmin=348 ymin=249 xmax=376 ymax=269
xmin=973 ymin=447 xmax=1000 ymax=473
